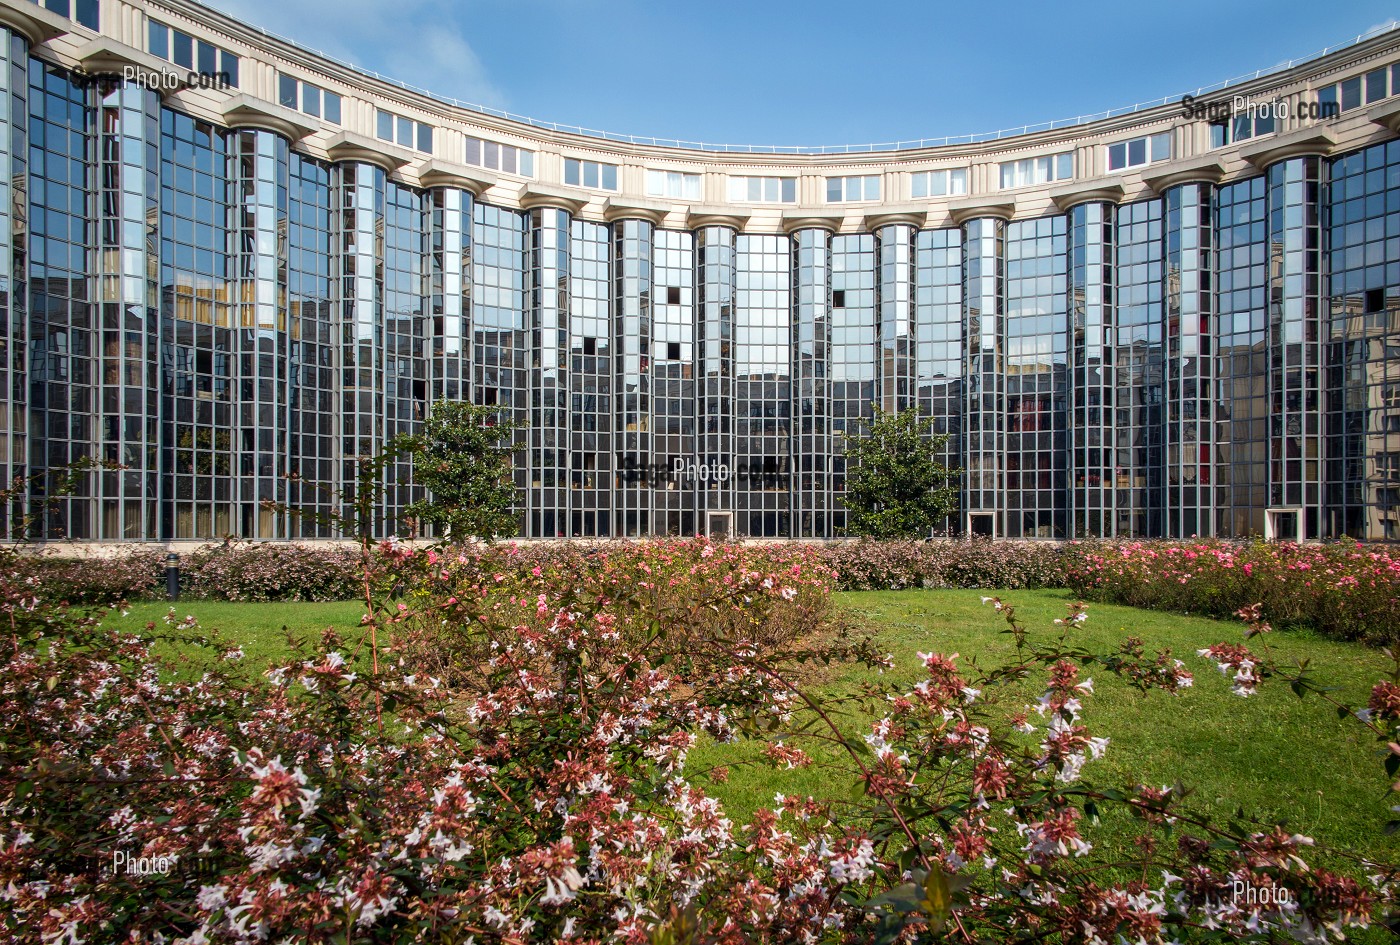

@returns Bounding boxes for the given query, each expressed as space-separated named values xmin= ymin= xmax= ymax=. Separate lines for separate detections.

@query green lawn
xmin=694 ymin=590 xmax=1395 ymax=868
xmin=103 ymin=590 xmax=1396 ymax=867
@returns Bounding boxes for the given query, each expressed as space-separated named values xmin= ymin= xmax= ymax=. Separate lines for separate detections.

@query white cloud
xmin=205 ymin=0 xmax=505 ymax=107
xmin=1360 ymin=19 xmax=1399 ymax=39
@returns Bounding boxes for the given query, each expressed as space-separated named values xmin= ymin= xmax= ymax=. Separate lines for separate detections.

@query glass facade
xmin=6 ymin=20 xmax=1400 ymax=543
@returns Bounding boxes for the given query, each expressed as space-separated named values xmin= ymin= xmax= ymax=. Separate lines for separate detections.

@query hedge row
xmin=12 ymin=537 xmax=1400 ymax=646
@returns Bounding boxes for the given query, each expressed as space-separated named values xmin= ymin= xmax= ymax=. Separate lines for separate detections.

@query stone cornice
xmin=218 ymin=94 xmax=319 ymax=141
xmin=1141 ymin=156 xmax=1228 ymax=194
xmin=864 ymin=206 xmax=928 ymax=230
xmin=521 ymin=184 xmax=589 ymax=214
xmin=1049 ymin=178 xmax=1126 ymax=212
xmin=324 ymin=131 xmax=414 ymax=172
xmin=0 ymin=3 xmax=70 ymax=45
xmin=414 ymin=159 xmax=498 ymax=196
xmin=780 ymin=212 xmax=845 ymax=235
xmin=948 ymin=197 xmax=1016 ymax=227
xmin=686 ymin=206 xmax=750 ymax=230
xmin=1369 ymin=98 xmax=1400 ymax=135
xmin=601 ymin=197 xmax=671 ymax=224
xmin=1239 ymin=126 xmax=1338 ymax=169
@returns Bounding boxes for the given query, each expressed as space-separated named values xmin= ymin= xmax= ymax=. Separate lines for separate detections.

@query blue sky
xmin=206 ymin=0 xmax=1398 ymax=147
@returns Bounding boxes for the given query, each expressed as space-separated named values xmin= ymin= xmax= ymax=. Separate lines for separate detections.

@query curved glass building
xmin=3 ymin=0 xmax=1400 ymax=542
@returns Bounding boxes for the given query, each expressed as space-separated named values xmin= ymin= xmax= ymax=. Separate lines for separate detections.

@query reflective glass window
xmin=148 ymin=22 xmax=239 ymax=87
xmin=910 ymin=169 xmax=967 ymax=198
xmin=998 ymin=152 xmax=1072 ymax=189
xmin=463 ymin=135 xmax=533 ymax=175
xmin=825 ymin=175 xmax=879 ymax=202
xmin=727 ymin=175 xmax=796 ymax=203
xmin=148 ymin=20 xmax=168 ymax=58
xmin=564 ymin=158 xmax=619 ymax=191
xmin=645 ymin=170 xmax=701 ymax=199
xmin=278 ymin=74 xmax=297 ymax=109
xmin=1365 ymin=66 xmax=1389 ymax=103
xmin=30 ymin=0 xmax=97 ymax=28
xmin=1106 ymin=132 xmax=1170 ymax=171
xmin=1340 ymin=76 xmax=1362 ymax=111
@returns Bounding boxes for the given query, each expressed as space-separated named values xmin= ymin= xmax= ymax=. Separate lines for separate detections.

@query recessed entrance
xmin=1264 ymin=507 xmax=1303 ymax=543
xmin=706 ymin=512 xmax=733 ymax=540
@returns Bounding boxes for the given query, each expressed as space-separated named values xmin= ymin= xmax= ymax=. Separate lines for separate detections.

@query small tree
xmin=398 ymin=400 xmax=523 ymax=541
xmin=840 ymin=408 xmax=960 ymax=539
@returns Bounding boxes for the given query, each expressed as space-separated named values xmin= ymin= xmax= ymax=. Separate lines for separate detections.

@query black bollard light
xmin=165 ymin=552 xmax=180 ymax=602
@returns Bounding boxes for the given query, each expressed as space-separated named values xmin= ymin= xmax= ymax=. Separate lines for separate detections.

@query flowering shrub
xmin=12 ymin=548 xmax=165 ymax=603
xmin=180 ymin=542 xmax=369 ymax=602
xmin=821 ymin=537 xmax=1067 ymax=591
xmin=382 ymin=536 xmax=840 ymax=691
xmin=1063 ymin=539 xmax=1400 ymax=646
xmin=3 ymin=536 xmax=1398 ymax=943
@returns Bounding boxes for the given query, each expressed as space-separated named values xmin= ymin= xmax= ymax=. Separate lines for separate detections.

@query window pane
xmin=303 ymin=86 xmax=320 ymax=118
xmin=323 ymin=92 xmax=341 ymax=124
xmin=1151 ymin=133 xmax=1170 ymax=162
xmin=1210 ymin=123 xmax=1227 ymax=148
xmin=826 ymin=178 xmax=841 ymax=202
xmin=781 ymin=177 xmax=795 ymax=202
xmin=519 ymin=152 xmax=534 ymax=177
xmin=864 ymin=176 xmax=879 ymax=200
xmin=1318 ymin=86 xmax=1338 ymax=112
xmin=278 ymin=74 xmax=298 ymax=110
xmin=1255 ymin=111 xmax=1274 ymax=136
xmin=197 ymin=41 xmax=217 ymax=75
xmin=1128 ymin=138 xmax=1146 ymax=167
xmin=397 ymin=116 xmax=413 ymax=146
xmin=220 ymin=52 xmax=239 ymax=88
xmin=377 ymin=111 xmax=394 ymax=141
xmin=172 ymin=31 xmax=193 ymax=69
xmin=647 ymin=170 xmax=664 ymax=197
xmin=416 ymin=125 xmax=431 ymax=154
xmin=1341 ymin=76 xmax=1361 ymax=111
xmin=602 ymin=165 xmax=616 ymax=190
xmin=465 ymin=136 xmax=481 ymax=166
xmin=951 ymin=169 xmax=966 ymax=194
xmin=1055 ymin=153 xmax=1072 ymax=180
xmin=484 ymin=141 xmax=499 ymax=169
xmin=911 ymin=173 xmax=927 ymax=198
xmin=1000 ymin=164 xmax=1014 ymax=189
xmin=1108 ymin=142 xmax=1126 ymax=171
xmin=1365 ymin=67 xmax=1387 ymax=104
xmin=565 ymin=159 xmax=580 ymax=186
xmin=74 ymin=0 xmax=98 ymax=28
xmin=728 ymin=178 xmax=744 ymax=201
xmin=583 ymin=162 xmax=598 ymax=188
xmin=501 ymin=144 xmax=515 ymax=173
xmin=148 ymin=22 xmax=168 ymax=59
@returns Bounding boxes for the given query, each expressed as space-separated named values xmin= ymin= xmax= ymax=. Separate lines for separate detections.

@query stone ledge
xmin=1049 ymin=178 xmax=1126 ymax=211
xmin=947 ymin=197 xmax=1016 ymax=226
xmin=324 ymin=130 xmax=416 ymax=172
xmin=1141 ymin=155 xmax=1228 ymax=194
xmin=1239 ymin=126 xmax=1337 ymax=169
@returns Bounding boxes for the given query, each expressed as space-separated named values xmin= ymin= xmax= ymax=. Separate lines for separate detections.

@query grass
xmin=693 ymin=589 xmax=1395 ymax=869
xmin=102 ymin=599 xmax=368 ymax=672
xmin=103 ymin=590 xmax=1396 ymax=867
